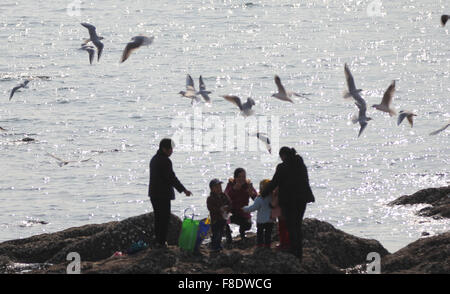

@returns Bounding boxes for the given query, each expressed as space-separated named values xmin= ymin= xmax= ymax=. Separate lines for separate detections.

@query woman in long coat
xmin=261 ymin=147 xmax=315 ymax=260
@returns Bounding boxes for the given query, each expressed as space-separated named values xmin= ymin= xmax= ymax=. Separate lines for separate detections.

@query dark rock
xmin=388 ymin=186 xmax=450 ymax=219
xmin=82 ymin=247 xmax=179 ymax=274
xmin=0 ymin=212 xmax=391 ymax=274
xmin=233 ymin=247 xmax=341 ymax=274
xmin=382 ymin=232 xmax=450 ymax=274
xmin=3 ymin=207 xmax=448 ymax=274
xmin=0 ymin=255 xmax=12 ymax=272
xmin=302 ymin=218 xmax=390 ymax=268
xmin=0 ymin=213 xmax=181 ymax=264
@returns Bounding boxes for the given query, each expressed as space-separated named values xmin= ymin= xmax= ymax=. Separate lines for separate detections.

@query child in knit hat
xmin=242 ymin=179 xmax=275 ymax=248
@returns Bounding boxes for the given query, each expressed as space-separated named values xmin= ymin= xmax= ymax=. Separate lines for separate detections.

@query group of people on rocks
xmin=148 ymin=138 xmax=315 ymax=261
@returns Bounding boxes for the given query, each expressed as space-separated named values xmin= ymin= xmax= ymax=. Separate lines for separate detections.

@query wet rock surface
xmin=388 ymin=185 xmax=450 ymax=219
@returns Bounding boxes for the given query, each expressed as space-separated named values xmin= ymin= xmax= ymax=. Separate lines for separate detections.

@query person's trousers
xmin=256 ymin=222 xmax=274 ymax=246
xmin=281 ymin=200 xmax=307 ymax=259
xmin=227 ymin=214 xmax=252 ymax=239
xmin=211 ymin=219 xmax=226 ymax=250
xmin=278 ymin=218 xmax=290 ymax=247
xmin=150 ymin=196 xmax=171 ymax=245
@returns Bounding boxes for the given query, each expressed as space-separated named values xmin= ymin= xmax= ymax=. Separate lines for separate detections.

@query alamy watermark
xmin=366 ymin=0 xmax=385 ymax=18
xmin=366 ymin=252 xmax=381 ymax=274
xmin=67 ymin=0 xmax=82 ymax=17
xmin=66 ymin=252 xmax=81 ymax=274
xmin=170 ymin=107 xmax=280 ymax=163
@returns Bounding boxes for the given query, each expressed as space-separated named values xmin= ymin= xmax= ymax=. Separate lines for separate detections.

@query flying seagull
xmin=429 ymin=121 xmax=450 ymax=136
xmin=272 ymin=75 xmax=308 ymax=103
xmin=81 ymin=23 xmax=104 ymax=62
xmin=46 ymin=153 xmax=91 ymax=167
xmin=441 ymin=15 xmax=449 ymax=26
xmin=344 ymin=64 xmax=372 ymax=137
xmin=120 ymin=36 xmax=154 ymax=63
xmin=198 ymin=75 xmax=212 ymax=103
xmin=80 ymin=45 xmax=95 ymax=65
xmin=179 ymin=74 xmax=201 ymax=104
xmin=0 ymin=127 xmax=7 ymax=131
xmin=9 ymin=80 xmax=30 ymax=101
xmin=256 ymin=132 xmax=271 ymax=154
xmin=397 ymin=110 xmax=417 ymax=127
xmin=222 ymin=95 xmax=255 ymax=117
xmin=372 ymin=80 xmax=396 ymax=116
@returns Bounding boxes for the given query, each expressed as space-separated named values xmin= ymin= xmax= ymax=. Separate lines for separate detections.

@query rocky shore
xmin=388 ymin=185 xmax=450 ymax=219
xmin=0 ymin=185 xmax=448 ymax=274
xmin=0 ymin=213 xmax=389 ymax=274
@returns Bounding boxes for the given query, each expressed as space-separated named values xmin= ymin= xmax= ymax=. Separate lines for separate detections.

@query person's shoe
xmin=276 ymin=244 xmax=290 ymax=251
xmin=153 ymin=242 xmax=167 ymax=249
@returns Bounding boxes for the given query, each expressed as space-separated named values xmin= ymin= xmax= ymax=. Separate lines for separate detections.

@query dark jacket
xmin=207 ymin=192 xmax=231 ymax=224
xmin=261 ymin=154 xmax=315 ymax=206
xmin=148 ymin=149 xmax=186 ymax=200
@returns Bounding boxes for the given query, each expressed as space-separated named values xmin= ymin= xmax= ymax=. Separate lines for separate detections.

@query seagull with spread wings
xmin=9 ymin=80 xmax=30 ymax=101
xmin=256 ymin=132 xmax=271 ymax=154
xmin=81 ymin=23 xmax=104 ymax=62
xmin=179 ymin=74 xmax=201 ymax=104
xmin=120 ymin=36 xmax=154 ymax=63
xmin=222 ymin=95 xmax=255 ymax=117
xmin=429 ymin=121 xmax=450 ymax=136
xmin=271 ymin=75 xmax=309 ymax=103
xmin=46 ymin=153 xmax=91 ymax=167
xmin=372 ymin=80 xmax=397 ymax=116
xmin=344 ymin=64 xmax=372 ymax=138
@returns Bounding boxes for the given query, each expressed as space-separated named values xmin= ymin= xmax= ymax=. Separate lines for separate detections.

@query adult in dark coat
xmin=260 ymin=147 xmax=315 ymax=260
xmin=148 ymin=138 xmax=192 ymax=247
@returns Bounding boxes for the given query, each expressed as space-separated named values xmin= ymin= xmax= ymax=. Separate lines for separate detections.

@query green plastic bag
xmin=178 ymin=208 xmax=200 ymax=252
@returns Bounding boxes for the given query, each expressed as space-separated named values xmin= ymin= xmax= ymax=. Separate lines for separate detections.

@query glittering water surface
xmin=0 ymin=0 xmax=449 ymax=253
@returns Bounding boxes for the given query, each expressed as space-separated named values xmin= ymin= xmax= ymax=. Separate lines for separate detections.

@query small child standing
xmin=271 ymin=187 xmax=290 ymax=250
xmin=206 ymin=178 xmax=231 ymax=252
xmin=242 ymin=179 xmax=275 ymax=248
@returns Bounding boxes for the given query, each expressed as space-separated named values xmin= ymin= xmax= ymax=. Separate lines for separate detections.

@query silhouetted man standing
xmin=149 ymin=138 xmax=192 ymax=247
